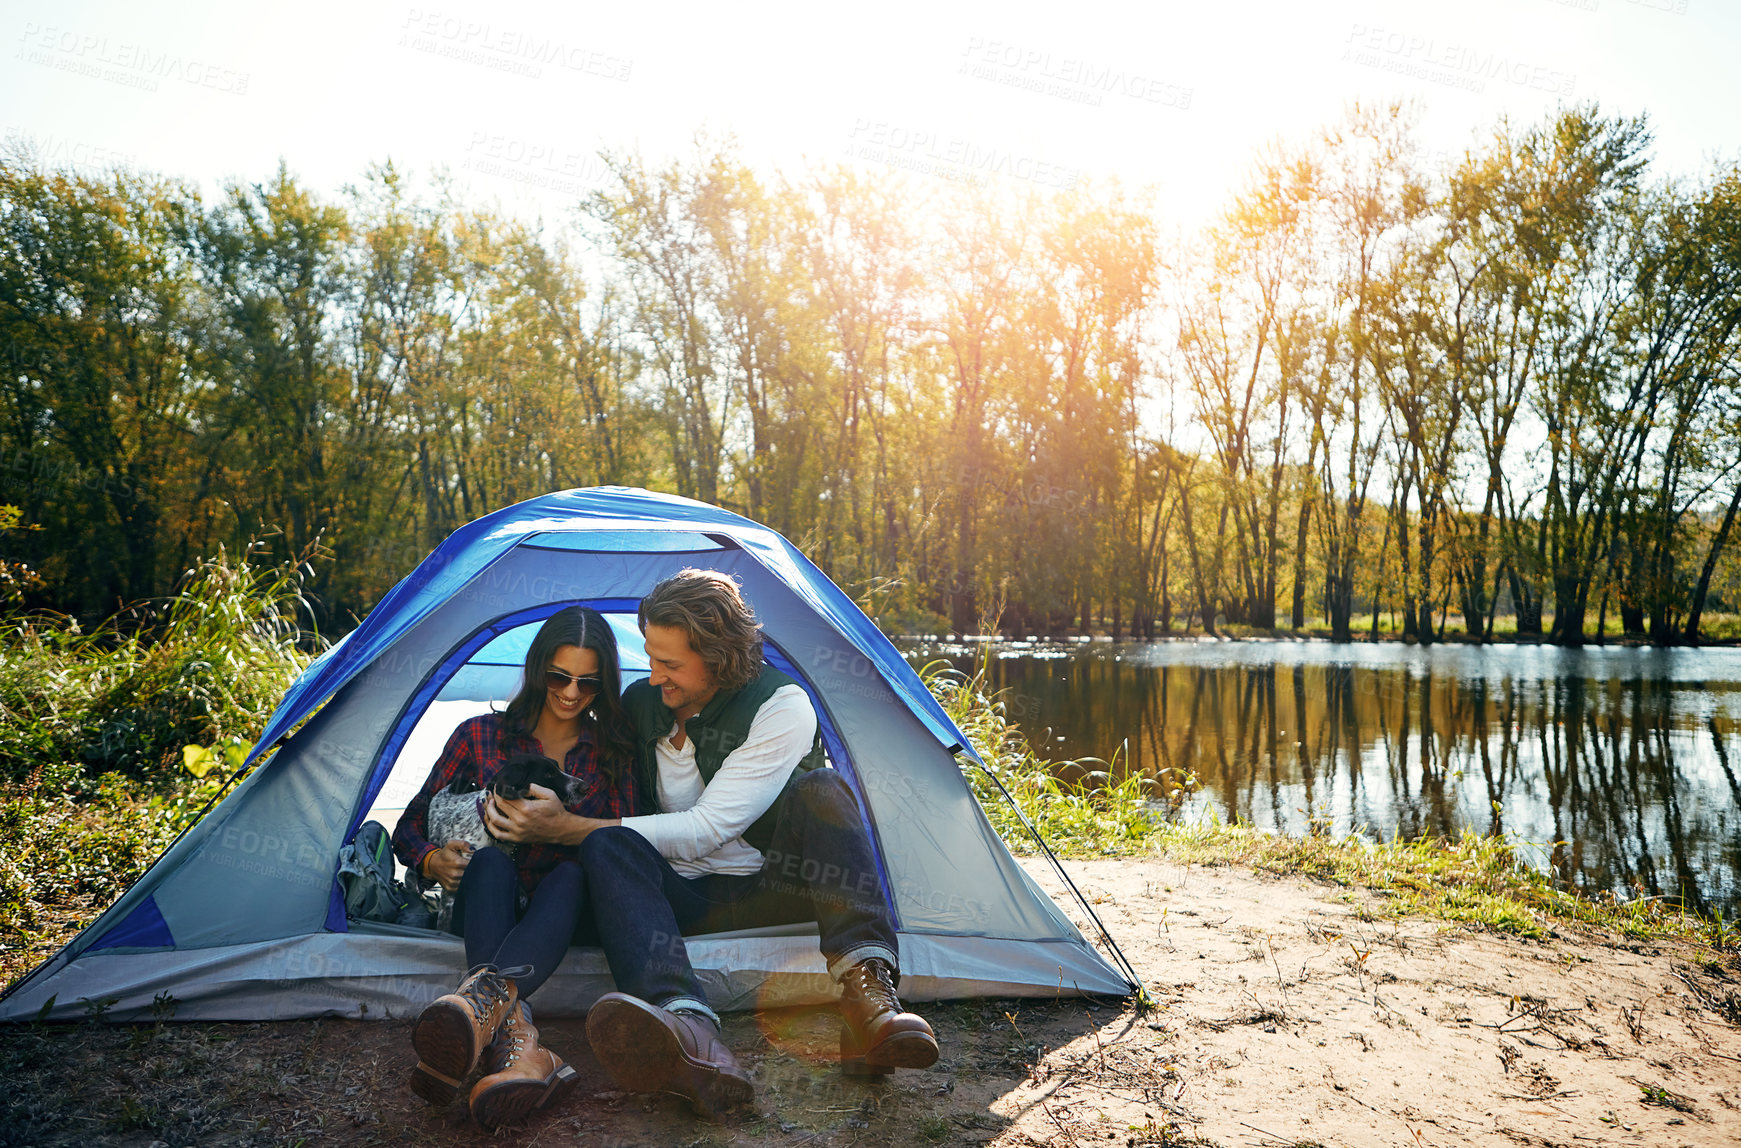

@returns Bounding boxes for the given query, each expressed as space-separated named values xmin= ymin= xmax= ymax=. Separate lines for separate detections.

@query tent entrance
xmin=353 ymin=600 xmax=898 ymax=936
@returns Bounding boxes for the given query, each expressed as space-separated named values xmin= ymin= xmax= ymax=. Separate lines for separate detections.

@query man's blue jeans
xmin=579 ymin=769 xmax=898 ymax=1018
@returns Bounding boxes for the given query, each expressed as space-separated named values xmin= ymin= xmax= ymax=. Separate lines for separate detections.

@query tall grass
xmin=0 ymin=546 xmax=321 ymax=989
xmin=1148 ymin=816 xmax=1739 ymax=948
xmin=0 ymin=544 xmax=319 ymax=794
xmin=925 ymin=660 xmax=1193 ymax=857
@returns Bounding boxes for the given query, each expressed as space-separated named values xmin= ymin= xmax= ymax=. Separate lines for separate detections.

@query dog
xmin=416 ymin=753 xmax=588 ymax=929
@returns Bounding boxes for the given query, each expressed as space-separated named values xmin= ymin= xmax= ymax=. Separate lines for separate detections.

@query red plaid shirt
xmin=392 ymin=711 xmax=638 ymax=893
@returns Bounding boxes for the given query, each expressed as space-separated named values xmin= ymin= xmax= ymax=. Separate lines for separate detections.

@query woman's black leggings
xmin=448 ymin=846 xmax=590 ymax=999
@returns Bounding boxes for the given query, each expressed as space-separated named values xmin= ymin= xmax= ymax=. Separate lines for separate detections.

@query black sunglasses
xmin=543 ymin=669 xmax=603 ymax=694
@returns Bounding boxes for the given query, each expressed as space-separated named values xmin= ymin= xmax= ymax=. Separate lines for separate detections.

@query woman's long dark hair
xmin=501 ymin=605 xmax=635 ymax=784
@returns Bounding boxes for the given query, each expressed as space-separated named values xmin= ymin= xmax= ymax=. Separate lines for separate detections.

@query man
xmin=487 ymin=569 xmax=937 ymax=1117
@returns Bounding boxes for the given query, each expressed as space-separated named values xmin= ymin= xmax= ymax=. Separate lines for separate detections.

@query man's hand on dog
xmin=486 ymin=784 xmax=614 ymax=846
xmin=485 ymin=783 xmax=566 ymax=844
xmin=427 ymin=839 xmax=473 ymax=891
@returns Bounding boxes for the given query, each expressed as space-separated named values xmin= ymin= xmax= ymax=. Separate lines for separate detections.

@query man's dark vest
xmin=622 ymin=664 xmax=825 ymax=852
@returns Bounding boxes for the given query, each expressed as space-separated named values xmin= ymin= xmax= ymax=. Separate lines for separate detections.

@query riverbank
xmin=893 ymin=627 xmax=1741 ymax=648
xmin=4 ymin=852 xmax=1738 ymax=1148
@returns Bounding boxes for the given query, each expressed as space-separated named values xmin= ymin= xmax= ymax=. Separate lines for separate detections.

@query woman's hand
xmin=486 ymin=784 xmax=616 ymax=846
xmin=425 ymin=840 xmax=473 ymax=891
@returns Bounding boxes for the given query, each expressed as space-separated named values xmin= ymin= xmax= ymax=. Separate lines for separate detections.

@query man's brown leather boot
xmin=586 ymin=992 xmax=754 ymax=1120
xmin=468 ymin=1003 xmax=579 ymax=1129
xmin=837 ymin=957 xmax=939 ymax=1075
xmin=409 ymin=963 xmax=525 ymax=1105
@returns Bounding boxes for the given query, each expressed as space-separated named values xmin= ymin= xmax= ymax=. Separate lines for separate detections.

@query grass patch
xmin=1147 ymin=817 xmax=1737 ymax=949
xmin=927 ymin=661 xmax=1188 ymax=857
xmin=1637 ymin=1081 xmax=1697 ymax=1112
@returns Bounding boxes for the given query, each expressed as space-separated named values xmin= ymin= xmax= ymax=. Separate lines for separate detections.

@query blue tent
xmin=2 ymin=488 xmax=1133 ymax=1021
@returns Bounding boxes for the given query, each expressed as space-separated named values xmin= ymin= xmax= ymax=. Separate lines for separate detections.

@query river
xmin=902 ymin=639 xmax=1741 ymax=918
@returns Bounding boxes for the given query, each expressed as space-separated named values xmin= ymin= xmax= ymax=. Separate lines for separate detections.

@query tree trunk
xmin=1463 ymin=485 xmax=1496 ymax=639
xmin=1328 ymin=570 xmax=1354 ymax=643
xmin=1369 ymin=512 xmax=1392 ymax=642
xmin=1159 ymin=544 xmax=1172 ymax=636
xmin=1685 ymin=478 xmax=1741 ymax=642
xmin=1551 ymin=572 xmax=1586 ymax=647
xmin=1177 ymin=478 xmax=1217 ymax=637
xmin=1290 ymin=493 xmax=1313 ymax=630
xmin=1415 ymin=509 xmax=1435 ymax=646
xmin=1396 ymin=495 xmax=1418 ymax=641
xmin=1509 ymin=568 xmax=1542 ymax=635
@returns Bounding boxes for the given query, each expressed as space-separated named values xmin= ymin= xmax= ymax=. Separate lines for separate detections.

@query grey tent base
xmin=4 ymin=927 xmax=1131 ymax=1023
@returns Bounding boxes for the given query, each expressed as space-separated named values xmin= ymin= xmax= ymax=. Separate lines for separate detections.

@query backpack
xmin=337 ymin=820 xmax=422 ymax=925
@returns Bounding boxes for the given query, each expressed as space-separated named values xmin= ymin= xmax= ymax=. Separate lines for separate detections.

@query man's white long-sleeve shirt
xmin=618 ymin=684 xmax=816 ymax=877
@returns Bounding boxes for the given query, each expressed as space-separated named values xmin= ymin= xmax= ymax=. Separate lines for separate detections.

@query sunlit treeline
xmin=2 ymin=101 xmax=1739 ymax=641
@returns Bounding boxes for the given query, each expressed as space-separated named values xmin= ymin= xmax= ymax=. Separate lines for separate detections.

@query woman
xmin=391 ymin=604 xmax=637 ymax=1130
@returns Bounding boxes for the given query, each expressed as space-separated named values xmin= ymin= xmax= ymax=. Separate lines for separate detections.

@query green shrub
xmin=0 ymin=545 xmax=316 ymax=989
xmin=0 ymin=546 xmax=318 ymax=793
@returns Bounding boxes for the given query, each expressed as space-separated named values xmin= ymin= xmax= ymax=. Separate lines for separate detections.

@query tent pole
xmin=965 ymin=757 xmax=1147 ymax=1003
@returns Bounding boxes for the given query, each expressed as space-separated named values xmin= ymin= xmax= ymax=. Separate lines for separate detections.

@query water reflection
xmin=905 ymin=641 xmax=1741 ymax=916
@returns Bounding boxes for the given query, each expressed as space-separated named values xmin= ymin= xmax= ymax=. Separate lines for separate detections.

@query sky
xmin=5 ymin=0 xmax=1738 ymax=230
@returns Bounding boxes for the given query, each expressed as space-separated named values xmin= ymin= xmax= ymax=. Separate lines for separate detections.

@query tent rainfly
xmin=1 ymin=487 xmax=1136 ymax=1022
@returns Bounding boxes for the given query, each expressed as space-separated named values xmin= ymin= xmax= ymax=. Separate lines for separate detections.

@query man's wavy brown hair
xmin=638 ymin=569 xmax=764 ymax=693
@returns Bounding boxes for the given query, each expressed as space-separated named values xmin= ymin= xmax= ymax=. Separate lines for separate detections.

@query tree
xmin=0 ymin=154 xmax=203 ymax=614
xmin=192 ymin=163 xmax=351 ymax=593
xmin=1174 ymin=143 xmax=1317 ymax=629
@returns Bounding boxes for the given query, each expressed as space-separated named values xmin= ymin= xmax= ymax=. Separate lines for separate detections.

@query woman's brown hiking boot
xmin=468 ymin=1003 xmax=578 ymax=1129
xmin=408 ymin=963 xmax=526 ymax=1105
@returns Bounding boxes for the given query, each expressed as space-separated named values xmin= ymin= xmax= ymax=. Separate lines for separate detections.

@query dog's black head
xmin=491 ymin=752 xmax=585 ymax=805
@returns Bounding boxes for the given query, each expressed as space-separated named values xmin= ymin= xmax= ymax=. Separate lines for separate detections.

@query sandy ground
xmin=1020 ymin=856 xmax=1741 ymax=1148
xmin=3 ymin=855 xmax=1739 ymax=1147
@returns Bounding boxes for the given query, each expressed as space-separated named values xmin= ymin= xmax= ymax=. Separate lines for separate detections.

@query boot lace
xmin=459 ymin=972 xmax=509 ymax=1016
xmin=844 ymin=959 xmax=900 ymax=1013
xmin=494 ymin=1009 xmax=527 ymax=1069
xmin=458 ymin=962 xmax=528 ymax=1017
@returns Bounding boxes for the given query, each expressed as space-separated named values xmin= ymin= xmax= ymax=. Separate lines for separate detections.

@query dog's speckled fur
xmin=414 ymin=753 xmax=588 ymax=929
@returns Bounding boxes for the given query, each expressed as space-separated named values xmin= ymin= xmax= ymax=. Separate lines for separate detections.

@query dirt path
xmin=3 ymin=856 xmax=1738 ymax=1147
